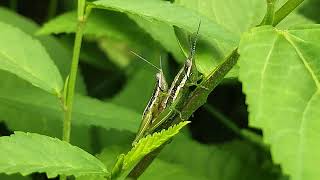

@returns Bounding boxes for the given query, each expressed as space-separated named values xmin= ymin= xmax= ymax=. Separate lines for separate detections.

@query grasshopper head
xmin=156 ymin=71 xmax=168 ymax=92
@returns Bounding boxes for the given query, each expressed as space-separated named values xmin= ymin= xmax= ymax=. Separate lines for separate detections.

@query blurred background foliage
xmin=0 ymin=0 xmax=318 ymax=179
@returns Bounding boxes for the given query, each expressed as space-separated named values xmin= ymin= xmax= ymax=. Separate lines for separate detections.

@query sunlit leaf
xmin=0 ymin=21 xmax=63 ymax=95
xmin=239 ymin=24 xmax=320 ymax=180
xmin=91 ymin=0 xmax=238 ymax=48
xmin=0 ymin=132 xmax=108 ymax=178
xmin=122 ymin=121 xmax=190 ymax=171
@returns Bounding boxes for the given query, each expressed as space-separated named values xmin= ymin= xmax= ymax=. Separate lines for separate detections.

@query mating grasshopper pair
xmin=133 ymin=23 xmax=201 ymax=144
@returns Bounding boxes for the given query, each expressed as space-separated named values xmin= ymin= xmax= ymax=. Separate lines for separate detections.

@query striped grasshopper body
xmin=131 ymin=52 xmax=168 ymax=144
xmin=147 ymin=22 xmax=201 ymax=133
xmin=133 ymin=70 xmax=168 ymax=144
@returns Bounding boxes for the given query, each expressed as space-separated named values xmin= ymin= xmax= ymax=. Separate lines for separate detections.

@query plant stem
xmin=127 ymin=145 xmax=164 ymax=179
xmin=9 ymin=0 xmax=18 ymax=11
xmin=60 ymin=1 xmax=87 ymax=180
xmin=273 ymin=0 xmax=304 ymax=26
xmin=47 ymin=0 xmax=58 ymax=20
xmin=62 ymin=20 xmax=85 ymax=142
xmin=260 ymin=0 xmax=277 ymax=26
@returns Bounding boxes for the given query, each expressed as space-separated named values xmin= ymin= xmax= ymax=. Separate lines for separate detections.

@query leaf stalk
xmin=273 ymin=0 xmax=304 ymax=26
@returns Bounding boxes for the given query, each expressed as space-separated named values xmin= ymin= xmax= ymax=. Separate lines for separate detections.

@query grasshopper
xmin=131 ymin=52 xmax=168 ymax=144
xmin=147 ymin=22 xmax=202 ymax=133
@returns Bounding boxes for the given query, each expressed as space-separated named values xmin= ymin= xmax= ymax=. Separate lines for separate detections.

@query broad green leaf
xmin=0 ymin=21 xmax=63 ymax=95
xmin=128 ymin=14 xmax=185 ymax=62
xmin=38 ymin=10 xmax=152 ymax=47
xmin=0 ymin=7 xmax=87 ymax=94
xmin=0 ymin=72 xmax=140 ymax=132
xmin=122 ymin=121 xmax=190 ymax=171
xmin=0 ymin=132 xmax=108 ymax=178
xmin=174 ymin=0 xmax=313 ymax=77
xmin=239 ymin=25 xmax=320 ymax=180
xmin=91 ymin=0 xmax=238 ymax=48
xmin=159 ymin=134 xmax=284 ymax=180
xmin=175 ymin=0 xmax=265 ymax=37
xmin=0 ymin=7 xmax=90 ymax=151
xmin=38 ymin=10 xmax=157 ymax=69
xmin=173 ymin=0 xmax=264 ymax=76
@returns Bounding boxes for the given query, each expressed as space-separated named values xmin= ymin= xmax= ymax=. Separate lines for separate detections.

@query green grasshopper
xmin=131 ymin=52 xmax=168 ymax=144
xmin=147 ymin=22 xmax=202 ymax=134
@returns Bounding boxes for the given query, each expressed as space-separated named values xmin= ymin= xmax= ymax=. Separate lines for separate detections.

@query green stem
xmin=60 ymin=1 xmax=87 ymax=180
xmin=259 ymin=0 xmax=277 ymax=26
xmin=9 ymin=0 xmax=18 ymax=11
xmin=127 ymin=146 xmax=164 ymax=179
xmin=273 ymin=0 xmax=304 ymax=26
xmin=62 ymin=20 xmax=85 ymax=142
xmin=47 ymin=0 xmax=58 ymax=20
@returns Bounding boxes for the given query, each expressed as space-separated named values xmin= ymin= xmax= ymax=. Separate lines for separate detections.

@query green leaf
xmin=38 ymin=10 xmax=152 ymax=48
xmin=38 ymin=10 xmax=158 ymax=69
xmin=0 ymin=21 xmax=63 ymax=95
xmin=239 ymin=25 xmax=320 ymax=180
xmin=128 ymin=14 xmax=185 ymax=62
xmin=122 ymin=121 xmax=190 ymax=171
xmin=174 ymin=0 xmax=313 ymax=78
xmin=0 ymin=7 xmax=87 ymax=94
xmin=0 ymin=72 xmax=140 ymax=133
xmin=0 ymin=7 xmax=91 ymax=152
xmin=175 ymin=0 xmax=265 ymax=37
xmin=0 ymin=132 xmax=108 ymax=178
xmin=91 ymin=0 xmax=238 ymax=48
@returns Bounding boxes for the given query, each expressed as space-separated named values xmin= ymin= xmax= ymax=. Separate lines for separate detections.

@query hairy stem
xmin=273 ymin=0 xmax=304 ymax=26
xmin=47 ymin=0 xmax=58 ymax=20
xmin=60 ymin=1 xmax=87 ymax=180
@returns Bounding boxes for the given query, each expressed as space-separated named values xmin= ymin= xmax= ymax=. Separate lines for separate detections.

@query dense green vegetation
xmin=0 ymin=0 xmax=319 ymax=180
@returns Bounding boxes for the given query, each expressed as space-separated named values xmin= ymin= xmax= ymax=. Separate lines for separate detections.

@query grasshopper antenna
xmin=130 ymin=51 xmax=161 ymax=72
xmin=190 ymin=20 xmax=201 ymax=58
